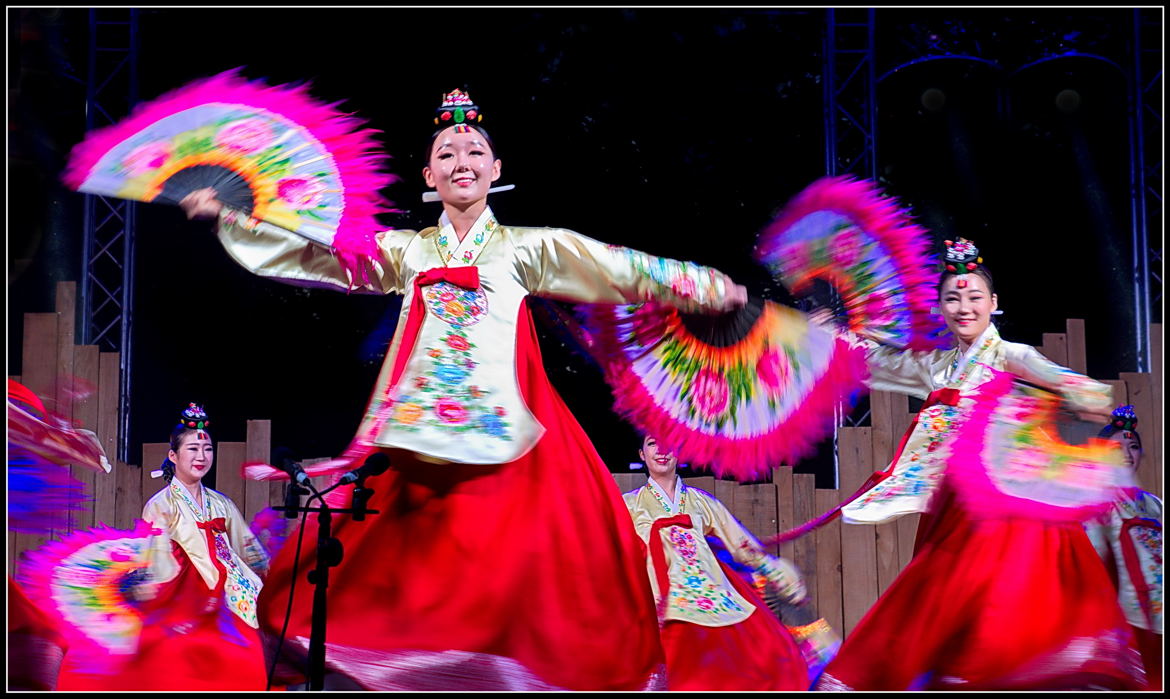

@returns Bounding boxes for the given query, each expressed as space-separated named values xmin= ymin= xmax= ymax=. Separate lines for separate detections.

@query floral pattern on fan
xmin=63 ymin=69 xmax=394 ymax=264
xmin=581 ymin=300 xmax=868 ymax=481
xmin=756 ymin=176 xmax=947 ymax=351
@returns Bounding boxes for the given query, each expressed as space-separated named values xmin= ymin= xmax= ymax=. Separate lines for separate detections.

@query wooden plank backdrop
xmin=7 ymin=281 xmax=1165 ymax=644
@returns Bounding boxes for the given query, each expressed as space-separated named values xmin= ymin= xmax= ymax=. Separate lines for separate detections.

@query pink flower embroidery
xmin=829 ymin=227 xmax=864 ymax=267
xmin=445 ymin=334 xmax=471 ymax=351
xmin=434 ymin=398 xmax=469 ymax=424
xmin=696 ymin=598 xmax=715 ymax=611
xmin=757 ymin=347 xmax=791 ymax=395
xmin=691 ymin=369 xmax=730 ymax=420
xmin=670 ymin=276 xmax=698 ymax=299
xmin=276 ymin=177 xmax=327 ymax=208
xmin=494 ymin=406 xmax=507 ymax=417
xmin=439 ymin=291 xmax=457 ymax=303
xmin=214 ymin=118 xmax=275 ymax=153
xmin=121 ymin=141 xmax=172 ymax=175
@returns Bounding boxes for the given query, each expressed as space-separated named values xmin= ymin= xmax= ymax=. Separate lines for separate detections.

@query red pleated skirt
xmin=256 ymin=303 xmax=665 ymax=690
xmin=817 ymin=478 xmax=1147 ymax=690
xmin=57 ymin=541 xmax=269 ymax=691
xmin=661 ymin=561 xmax=810 ymax=690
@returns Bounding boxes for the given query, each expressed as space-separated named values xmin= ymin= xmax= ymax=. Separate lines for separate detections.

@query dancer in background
xmin=623 ymin=433 xmax=810 ymax=690
xmin=813 ymin=238 xmax=1145 ymax=690
xmin=1084 ymin=405 xmax=1163 ymax=690
xmin=54 ymin=403 xmax=271 ymax=691
xmin=177 ymin=89 xmax=748 ymax=690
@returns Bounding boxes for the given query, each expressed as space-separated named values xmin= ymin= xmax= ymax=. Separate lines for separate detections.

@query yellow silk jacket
xmin=624 ymin=476 xmax=806 ymax=627
xmin=842 ymin=324 xmax=1113 ymax=525
xmin=215 ymin=206 xmax=729 ymax=465
xmin=141 ymin=481 xmax=269 ymax=628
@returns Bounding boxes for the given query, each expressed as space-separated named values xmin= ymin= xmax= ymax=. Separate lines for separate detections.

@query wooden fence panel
xmin=838 ymin=427 xmax=879 ymax=638
xmin=774 ymin=468 xmax=794 ymax=559
xmin=814 ymin=488 xmax=844 ymax=636
xmin=612 ymin=472 xmax=642 ymax=495
xmin=245 ymin=420 xmax=273 ymax=520
xmin=1038 ymin=332 xmax=1068 ymax=367
xmin=70 ymin=345 xmax=102 ymax=533
xmin=792 ymin=473 xmax=818 ymax=611
xmin=96 ymin=352 xmax=122 ymax=529
xmin=215 ymin=442 xmax=249 ymax=513
xmin=1065 ymin=319 xmax=1087 ymax=374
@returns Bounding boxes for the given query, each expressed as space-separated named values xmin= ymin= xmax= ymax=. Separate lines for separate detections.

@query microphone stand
xmin=274 ymin=472 xmax=380 ymax=690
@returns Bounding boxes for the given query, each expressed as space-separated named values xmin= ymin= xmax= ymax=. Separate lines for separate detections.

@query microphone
xmin=274 ymin=446 xmax=312 ymax=486
xmin=338 ymin=453 xmax=391 ymax=485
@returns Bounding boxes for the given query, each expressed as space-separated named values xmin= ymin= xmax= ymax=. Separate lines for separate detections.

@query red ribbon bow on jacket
xmin=196 ymin=517 xmax=227 ymax=534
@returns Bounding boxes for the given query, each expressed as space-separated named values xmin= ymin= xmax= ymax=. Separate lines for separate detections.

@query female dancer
xmin=57 ymin=403 xmax=271 ymax=691
xmin=813 ymin=238 xmax=1145 ymax=690
xmin=623 ymin=433 xmax=810 ymax=690
xmin=177 ymin=89 xmax=747 ymax=690
xmin=1084 ymin=406 xmax=1163 ymax=690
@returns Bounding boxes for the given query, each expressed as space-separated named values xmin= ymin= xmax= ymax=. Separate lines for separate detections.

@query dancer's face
xmin=940 ymin=274 xmax=997 ymax=346
xmin=1110 ymin=431 xmax=1143 ymax=470
xmin=423 ymin=127 xmax=501 ymax=207
xmin=169 ymin=431 xmax=214 ymax=486
xmin=640 ymin=436 xmax=678 ymax=479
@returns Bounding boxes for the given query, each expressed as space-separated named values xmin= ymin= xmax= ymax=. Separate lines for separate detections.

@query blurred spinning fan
xmin=580 ymin=297 xmax=867 ymax=481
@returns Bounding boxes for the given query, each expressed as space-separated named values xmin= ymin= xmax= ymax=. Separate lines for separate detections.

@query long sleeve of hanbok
xmin=702 ymin=496 xmax=807 ymax=604
xmin=140 ymin=495 xmax=181 ymax=588
xmin=514 ymin=228 xmax=729 ymax=313
xmin=214 ymin=207 xmax=415 ymax=294
xmin=1001 ymin=344 xmax=1113 ymax=413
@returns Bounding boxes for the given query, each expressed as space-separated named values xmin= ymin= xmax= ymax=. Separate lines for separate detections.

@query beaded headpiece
xmin=942 ymin=237 xmax=983 ymax=289
xmin=422 ymin=88 xmax=515 ymax=203
xmin=178 ymin=402 xmax=211 ymax=431
xmin=433 ymin=88 xmax=483 ymax=127
xmin=1109 ymin=405 xmax=1139 ymax=433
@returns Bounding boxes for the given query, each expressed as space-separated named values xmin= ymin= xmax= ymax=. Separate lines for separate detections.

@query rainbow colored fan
xmin=63 ymin=68 xmax=394 ymax=264
xmin=17 ymin=519 xmax=158 ymax=657
xmin=947 ymin=370 xmax=1133 ymax=522
xmin=581 ymin=298 xmax=867 ymax=481
xmin=756 ymin=176 xmax=947 ymax=351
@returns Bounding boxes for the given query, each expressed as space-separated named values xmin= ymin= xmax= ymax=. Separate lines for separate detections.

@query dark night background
xmin=9 ymin=8 xmax=1161 ymax=488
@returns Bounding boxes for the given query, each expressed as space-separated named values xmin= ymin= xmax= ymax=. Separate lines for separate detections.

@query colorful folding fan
xmin=755 ymin=176 xmax=947 ymax=351
xmin=580 ymin=298 xmax=867 ymax=481
xmin=63 ymin=68 xmax=394 ymax=266
xmin=947 ymin=370 xmax=1134 ymax=522
xmin=17 ymin=520 xmax=158 ymax=658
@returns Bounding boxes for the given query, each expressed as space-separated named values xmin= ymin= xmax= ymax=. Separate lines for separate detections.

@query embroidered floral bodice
xmin=216 ymin=206 xmax=729 ymax=465
xmin=623 ymin=478 xmax=805 ymax=627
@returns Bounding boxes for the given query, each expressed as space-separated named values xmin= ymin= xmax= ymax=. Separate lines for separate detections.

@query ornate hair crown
xmin=1109 ymin=405 xmax=1138 ymax=432
xmin=178 ymin=402 xmax=211 ymax=430
xmin=434 ymin=88 xmax=483 ymax=127
xmin=942 ymin=237 xmax=984 ymax=289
